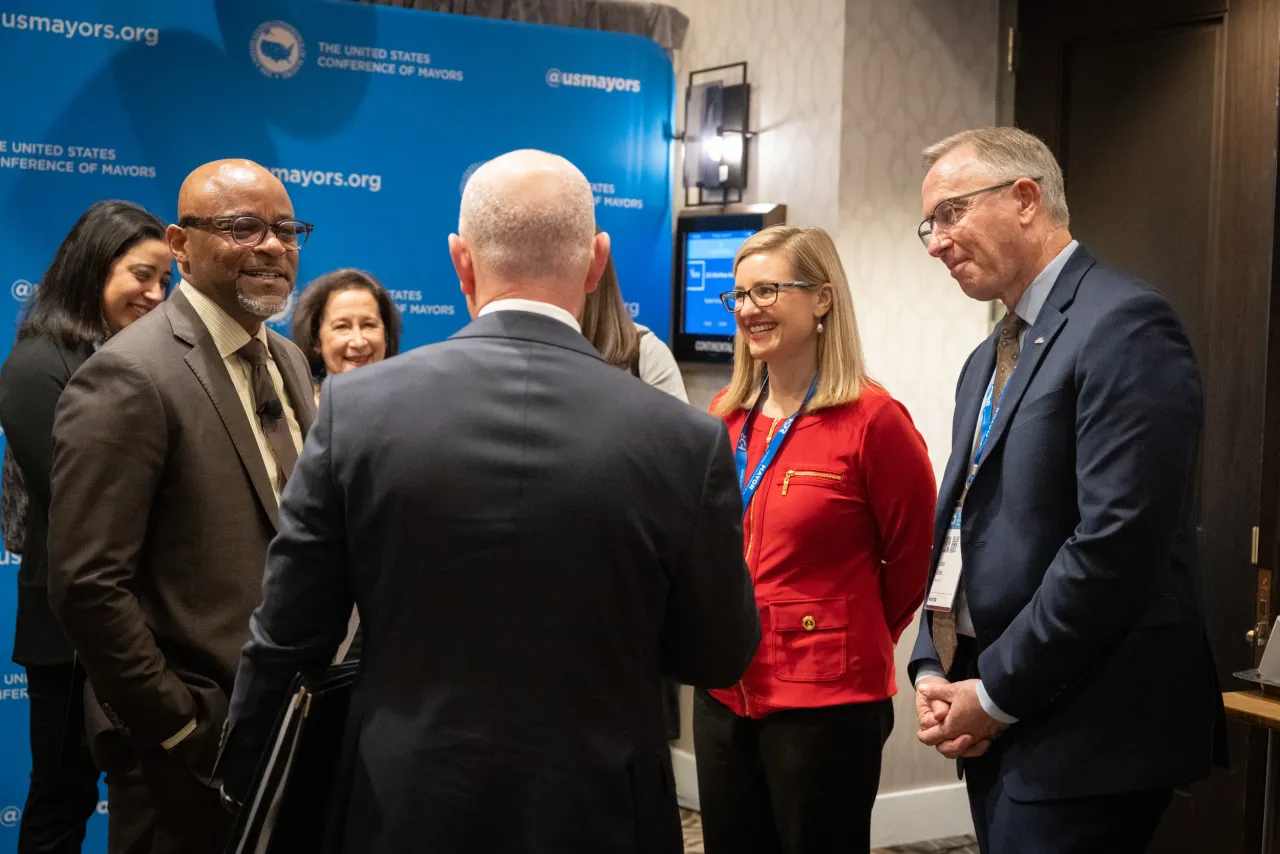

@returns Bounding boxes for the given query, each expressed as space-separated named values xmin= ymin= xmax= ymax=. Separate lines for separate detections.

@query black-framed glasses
xmin=179 ymin=215 xmax=314 ymax=250
xmin=719 ymin=281 xmax=817 ymax=312
xmin=916 ymin=177 xmax=1041 ymax=248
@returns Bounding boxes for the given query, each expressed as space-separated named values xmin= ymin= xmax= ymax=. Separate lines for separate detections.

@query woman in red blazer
xmin=696 ymin=226 xmax=937 ymax=853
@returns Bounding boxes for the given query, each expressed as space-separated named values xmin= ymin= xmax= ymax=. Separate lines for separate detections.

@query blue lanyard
xmin=969 ymin=369 xmax=1011 ymax=483
xmin=735 ymin=375 xmax=819 ymax=515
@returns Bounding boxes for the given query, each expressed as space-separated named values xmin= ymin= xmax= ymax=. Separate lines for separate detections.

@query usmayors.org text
xmin=2 ymin=13 xmax=159 ymax=47
xmin=271 ymin=168 xmax=382 ymax=193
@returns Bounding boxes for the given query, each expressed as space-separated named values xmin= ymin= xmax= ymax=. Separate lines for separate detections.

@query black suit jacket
xmin=219 ymin=310 xmax=761 ymax=854
xmin=909 ymin=245 xmax=1225 ymax=801
xmin=0 ymin=334 xmax=94 ymax=667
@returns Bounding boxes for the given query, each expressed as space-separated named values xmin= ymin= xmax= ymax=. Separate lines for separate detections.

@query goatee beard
xmin=237 ymin=291 xmax=286 ymax=318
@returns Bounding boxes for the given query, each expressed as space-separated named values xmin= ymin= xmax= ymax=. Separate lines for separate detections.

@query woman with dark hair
xmin=0 ymin=199 xmax=170 ymax=852
xmin=582 ymin=250 xmax=687 ymax=402
xmin=291 ymin=268 xmax=401 ymax=404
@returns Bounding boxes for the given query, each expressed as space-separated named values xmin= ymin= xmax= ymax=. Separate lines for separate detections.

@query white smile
xmin=748 ymin=323 xmax=777 ymax=334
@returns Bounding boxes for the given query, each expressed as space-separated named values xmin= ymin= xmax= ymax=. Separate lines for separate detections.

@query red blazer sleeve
xmin=861 ymin=399 xmax=937 ymax=642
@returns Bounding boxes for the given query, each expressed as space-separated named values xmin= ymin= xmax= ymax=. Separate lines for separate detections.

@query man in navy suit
xmin=909 ymin=127 xmax=1226 ymax=853
xmin=215 ymin=149 xmax=761 ymax=853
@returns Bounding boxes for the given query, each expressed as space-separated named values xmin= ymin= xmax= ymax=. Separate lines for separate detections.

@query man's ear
xmin=1015 ymin=177 xmax=1043 ymax=225
xmin=584 ymin=231 xmax=611 ymax=295
xmin=449 ymin=233 xmax=476 ymax=299
xmin=166 ymin=223 xmax=189 ymax=268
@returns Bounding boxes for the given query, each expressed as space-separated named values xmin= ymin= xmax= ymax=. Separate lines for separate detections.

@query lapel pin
xmin=1034 ymin=337 xmax=1045 ymax=345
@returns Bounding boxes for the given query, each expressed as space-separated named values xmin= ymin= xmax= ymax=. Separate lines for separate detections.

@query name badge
xmin=926 ymin=506 xmax=964 ymax=612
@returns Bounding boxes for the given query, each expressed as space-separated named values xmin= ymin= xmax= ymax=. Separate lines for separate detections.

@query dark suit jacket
xmin=0 ymin=334 xmax=94 ymax=666
xmin=48 ymin=287 xmax=315 ymax=781
xmin=218 ymin=310 xmax=761 ymax=854
xmin=909 ymin=245 xmax=1224 ymax=801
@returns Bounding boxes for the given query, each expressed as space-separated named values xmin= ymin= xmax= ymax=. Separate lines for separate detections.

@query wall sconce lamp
xmin=679 ymin=62 xmax=753 ymax=206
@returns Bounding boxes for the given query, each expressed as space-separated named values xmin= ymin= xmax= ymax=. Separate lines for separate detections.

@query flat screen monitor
xmin=672 ymin=205 xmax=787 ymax=363
xmin=683 ymin=229 xmax=755 ymax=336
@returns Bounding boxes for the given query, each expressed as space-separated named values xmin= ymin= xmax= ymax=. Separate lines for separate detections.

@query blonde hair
xmin=922 ymin=127 xmax=1069 ymax=226
xmin=711 ymin=226 xmax=871 ymax=416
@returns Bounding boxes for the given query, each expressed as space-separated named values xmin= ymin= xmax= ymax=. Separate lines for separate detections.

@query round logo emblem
xmin=0 ymin=806 xmax=21 ymax=829
xmin=545 ymin=68 xmax=561 ymax=87
xmin=251 ymin=21 xmax=305 ymax=79
xmin=10 ymin=279 xmax=33 ymax=302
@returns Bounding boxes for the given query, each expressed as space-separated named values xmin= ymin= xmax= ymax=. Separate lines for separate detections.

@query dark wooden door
xmin=1014 ymin=1 xmax=1280 ymax=852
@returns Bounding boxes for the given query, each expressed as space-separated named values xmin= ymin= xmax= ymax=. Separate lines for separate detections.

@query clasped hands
xmin=915 ymin=677 xmax=1008 ymax=760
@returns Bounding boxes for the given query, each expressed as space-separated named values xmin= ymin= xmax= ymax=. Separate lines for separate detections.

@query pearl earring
xmin=817 ymin=320 xmax=824 ymax=334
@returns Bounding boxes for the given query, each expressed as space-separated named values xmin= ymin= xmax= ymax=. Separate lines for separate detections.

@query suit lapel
xmin=166 ymin=289 xmax=280 ymax=531
xmin=969 ymin=245 xmax=1096 ymax=490
xmin=267 ymin=332 xmax=315 ymax=437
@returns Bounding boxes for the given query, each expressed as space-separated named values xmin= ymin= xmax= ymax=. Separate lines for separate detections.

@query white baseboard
xmin=668 ymin=748 xmax=973 ymax=847
xmin=870 ymin=782 xmax=974 ymax=847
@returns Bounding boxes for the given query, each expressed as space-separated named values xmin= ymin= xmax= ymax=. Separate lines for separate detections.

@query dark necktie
xmin=934 ymin=312 xmax=1026 ymax=675
xmin=236 ymin=338 xmax=298 ymax=491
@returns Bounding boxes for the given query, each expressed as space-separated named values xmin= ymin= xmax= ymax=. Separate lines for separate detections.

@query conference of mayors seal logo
xmin=10 ymin=279 xmax=33 ymax=303
xmin=251 ymin=21 xmax=305 ymax=79
xmin=0 ymin=806 xmax=21 ymax=829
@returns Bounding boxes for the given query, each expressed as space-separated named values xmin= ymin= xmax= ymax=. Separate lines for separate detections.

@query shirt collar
xmin=179 ymin=280 xmax=267 ymax=357
xmin=478 ymin=298 xmax=581 ymax=333
xmin=1013 ymin=239 xmax=1079 ymax=327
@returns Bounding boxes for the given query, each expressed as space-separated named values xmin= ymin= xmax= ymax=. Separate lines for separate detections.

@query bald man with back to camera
xmin=216 ymin=149 xmax=761 ymax=853
xmin=47 ymin=160 xmax=316 ymax=853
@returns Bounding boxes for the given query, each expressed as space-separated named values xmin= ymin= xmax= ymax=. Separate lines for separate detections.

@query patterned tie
xmin=934 ymin=312 xmax=1026 ymax=675
xmin=237 ymin=338 xmax=298 ymax=491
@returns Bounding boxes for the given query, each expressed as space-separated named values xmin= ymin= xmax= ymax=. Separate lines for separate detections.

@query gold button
xmin=802 ymin=616 xmax=816 ymax=631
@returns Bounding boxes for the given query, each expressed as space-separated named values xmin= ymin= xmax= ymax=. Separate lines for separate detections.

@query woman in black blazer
xmin=0 ymin=200 xmax=170 ymax=853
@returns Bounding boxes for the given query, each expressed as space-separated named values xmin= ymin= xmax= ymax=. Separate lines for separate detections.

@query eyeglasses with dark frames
xmin=719 ymin=281 xmax=818 ymax=312
xmin=916 ymin=177 xmax=1041 ymax=248
xmin=179 ymin=215 xmax=314 ymax=250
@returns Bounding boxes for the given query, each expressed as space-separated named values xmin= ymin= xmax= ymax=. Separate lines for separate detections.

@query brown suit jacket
xmin=48 ymin=287 xmax=315 ymax=781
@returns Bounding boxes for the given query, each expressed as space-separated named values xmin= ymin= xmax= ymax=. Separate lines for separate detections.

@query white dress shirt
xmin=479 ymin=298 xmax=581 ymax=332
xmin=916 ymin=241 xmax=1079 ymax=725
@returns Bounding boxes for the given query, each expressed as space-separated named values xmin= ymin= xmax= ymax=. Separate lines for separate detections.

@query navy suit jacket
xmin=217 ymin=310 xmax=761 ymax=853
xmin=909 ymin=245 xmax=1225 ymax=801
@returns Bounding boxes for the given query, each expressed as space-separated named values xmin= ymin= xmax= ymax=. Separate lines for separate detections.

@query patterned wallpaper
xmin=667 ymin=0 xmax=1000 ymax=794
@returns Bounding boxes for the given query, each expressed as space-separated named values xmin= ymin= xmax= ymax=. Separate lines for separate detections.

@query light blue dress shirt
xmin=916 ymin=240 xmax=1079 ymax=724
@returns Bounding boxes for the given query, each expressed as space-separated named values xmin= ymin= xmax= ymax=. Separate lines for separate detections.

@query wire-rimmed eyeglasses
xmin=917 ymin=177 xmax=1041 ymax=248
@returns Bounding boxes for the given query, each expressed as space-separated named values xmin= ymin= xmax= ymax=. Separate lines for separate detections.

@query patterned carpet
xmin=679 ymin=809 xmax=979 ymax=853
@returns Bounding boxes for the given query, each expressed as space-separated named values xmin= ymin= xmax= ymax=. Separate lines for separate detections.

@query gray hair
xmin=922 ymin=127 xmax=1069 ymax=226
xmin=459 ymin=150 xmax=596 ymax=282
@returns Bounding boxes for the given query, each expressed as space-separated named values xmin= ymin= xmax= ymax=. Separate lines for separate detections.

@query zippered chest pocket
xmin=780 ymin=468 xmax=844 ymax=496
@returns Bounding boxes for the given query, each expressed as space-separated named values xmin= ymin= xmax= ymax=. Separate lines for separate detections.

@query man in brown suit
xmin=47 ymin=160 xmax=316 ymax=854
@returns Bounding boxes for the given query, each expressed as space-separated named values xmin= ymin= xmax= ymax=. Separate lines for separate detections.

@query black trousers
xmin=20 ymin=664 xmax=100 ymax=854
xmin=966 ymin=755 xmax=1172 ymax=854
xmin=693 ymin=690 xmax=893 ymax=854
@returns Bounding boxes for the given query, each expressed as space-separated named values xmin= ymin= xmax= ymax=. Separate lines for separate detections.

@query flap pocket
xmin=771 ymin=599 xmax=848 ymax=682
xmin=772 ymin=598 xmax=849 ymax=632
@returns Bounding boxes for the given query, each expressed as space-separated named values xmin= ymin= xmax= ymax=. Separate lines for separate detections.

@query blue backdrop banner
xmin=0 ymin=1 xmax=673 ymax=847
